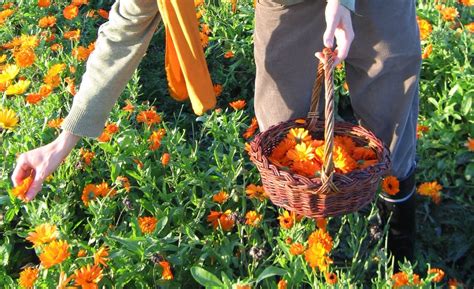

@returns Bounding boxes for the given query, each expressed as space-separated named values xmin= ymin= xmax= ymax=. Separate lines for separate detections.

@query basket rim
xmin=249 ymin=117 xmax=391 ymax=190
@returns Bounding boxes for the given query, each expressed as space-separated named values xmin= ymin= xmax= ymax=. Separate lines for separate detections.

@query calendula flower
xmin=72 ymin=0 xmax=89 ymax=6
xmin=63 ymin=29 xmax=81 ymax=41
xmin=26 ymin=223 xmax=59 ymax=246
xmin=331 ymin=145 xmax=357 ymax=174
xmin=224 ymin=50 xmax=234 ymax=58
xmin=159 ymin=261 xmax=174 ymax=280
xmin=115 ymin=176 xmax=130 ymax=192
xmin=212 ymin=84 xmax=223 ymax=97
xmin=148 ymin=130 xmax=163 ymax=151
xmin=325 ymin=272 xmax=338 ymax=285
xmin=382 ymin=176 xmax=400 ymax=196
xmin=287 ymin=128 xmax=312 ymax=143
xmin=229 ymin=99 xmax=246 ymax=110
xmin=212 ymin=191 xmax=229 ymax=204
xmin=38 ymin=16 xmax=56 ymax=28
xmin=200 ymin=30 xmax=209 ymax=47
xmin=290 ymin=160 xmax=321 ymax=177
xmin=95 ymin=181 xmax=116 ymax=197
xmin=440 ymin=7 xmax=458 ymax=21
xmin=97 ymin=8 xmax=109 ymax=19
xmin=39 ymin=240 xmax=70 ymax=268
xmin=304 ymin=242 xmax=332 ymax=272
xmin=11 ymin=175 xmax=33 ymax=201
xmin=122 ymin=100 xmax=134 ymax=113
xmin=18 ymin=267 xmax=39 ymax=289
xmin=417 ymin=17 xmax=433 ymax=40
xmin=278 ymin=210 xmax=295 ymax=229
xmin=417 ymin=181 xmax=442 ymax=204
xmin=448 ymin=279 xmax=459 ymax=288
xmin=459 ymin=0 xmax=473 ymax=6
xmin=289 ymin=243 xmax=305 ymax=255
xmin=194 ymin=0 xmax=204 ymax=6
xmin=14 ymin=48 xmax=36 ymax=68
xmin=428 ymin=268 xmax=445 ymax=283
xmin=287 ymin=142 xmax=315 ymax=162
xmin=243 ymin=117 xmax=258 ymax=139
xmin=47 ymin=118 xmax=63 ymax=129
xmin=422 ymin=44 xmax=433 ymax=59
xmin=465 ymin=137 xmax=474 ymax=151
xmin=0 ymin=9 xmax=14 ymax=25
xmin=137 ymin=109 xmax=161 ymax=126
xmin=81 ymin=184 xmax=99 ymax=206
xmin=466 ymin=22 xmax=474 ymax=33
xmin=138 ymin=216 xmax=158 ymax=234
xmin=73 ymin=264 xmax=103 ymax=288
xmin=77 ymin=249 xmax=87 ymax=257
xmin=207 ymin=210 xmax=235 ymax=231
xmin=97 ymin=131 xmax=111 ymax=142
xmin=6 ymin=80 xmax=30 ymax=95
xmin=72 ymin=45 xmax=92 ymax=61
xmin=270 ymin=138 xmax=296 ymax=162
xmin=235 ymin=285 xmax=251 ymax=289
xmin=0 ymin=64 xmax=20 ymax=83
xmin=245 ymin=211 xmax=262 ymax=227
xmin=334 ymin=135 xmax=356 ymax=154
xmin=63 ymin=5 xmax=79 ymax=20
xmin=0 ymin=107 xmax=19 ymax=130
xmin=161 ymin=153 xmax=170 ymax=166
xmin=38 ymin=0 xmax=51 ymax=7
xmin=277 ymin=279 xmax=287 ymax=289
xmin=245 ymin=184 xmax=268 ymax=201
xmin=308 ymin=229 xmax=333 ymax=252
xmin=94 ymin=246 xmax=109 ymax=267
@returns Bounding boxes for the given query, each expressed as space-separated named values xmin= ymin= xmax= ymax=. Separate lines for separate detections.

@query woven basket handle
xmin=307 ymin=48 xmax=339 ymax=194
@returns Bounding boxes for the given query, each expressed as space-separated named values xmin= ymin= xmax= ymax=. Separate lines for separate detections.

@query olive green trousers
xmin=254 ymin=0 xmax=422 ymax=179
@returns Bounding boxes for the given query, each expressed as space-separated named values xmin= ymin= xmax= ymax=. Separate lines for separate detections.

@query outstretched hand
xmin=316 ymin=0 xmax=354 ymax=67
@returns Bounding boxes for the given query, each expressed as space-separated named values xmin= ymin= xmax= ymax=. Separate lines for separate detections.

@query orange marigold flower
xmin=417 ymin=17 xmax=433 ymax=40
xmin=334 ymin=135 xmax=356 ymax=154
xmin=25 ymin=93 xmax=43 ymax=104
xmin=18 ymin=267 xmax=39 ymax=289
xmin=448 ymin=279 xmax=458 ymax=288
xmin=122 ymin=100 xmax=134 ymax=113
xmin=316 ymin=218 xmax=327 ymax=232
xmin=38 ymin=16 xmax=56 ymax=28
xmin=277 ymin=279 xmax=287 ymax=289
xmin=352 ymin=147 xmax=376 ymax=161
xmin=95 ymin=181 xmax=116 ymax=197
xmin=245 ymin=184 xmax=268 ymax=201
xmin=11 ymin=175 xmax=33 ymax=201
xmin=287 ymin=142 xmax=315 ymax=162
xmin=289 ymin=243 xmax=305 ymax=255
xmin=304 ymin=242 xmax=332 ymax=272
xmin=94 ymin=246 xmax=109 ymax=267
xmin=82 ymin=184 xmax=99 ymax=206
xmin=236 ymin=285 xmax=251 ymax=289
xmin=63 ymin=5 xmax=79 ymax=20
xmin=417 ymin=181 xmax=442 ymax=204
xmin=72 ymin=0 xmax=89 ymax=6
xmin=138 ymin=216 xmax=158 ymax=234
xmin=422 ymin=44 xmax=433 ymax=59
xmin=72 ymin=45 xmax=92 ymax=61
xmin=116 ymin=176 xmax=130 ymax=192
xmin=161 ymin=153 xmax=170 ymax=166
xmin=199 ymin=30 xmax=209 ymax=47
xmin=243 ymin=117 xmax=258 ymax=139
xmin=97 ymin=131 xmax=111 ymax=142
xmin=47 ymin=118 xmax=63 ymax=129
xmin=65 ymin=77 xmax=76 ymax=95
xmin=278 ymin=210 xmax=295 ymax=229
xmin=428 ymin=268 xmax=445 ymax=283
xmin=38 ymin=0 xmax=51 ymax=7
xmin=466 ymin=22 xmax=474 ymax=33
xmin=159 ymin=261 xmax=174 ymax=280
xmin=212 ymin=191 xmax=229 ymax=204
xmin=14 ymin=48 xmax=36 ymax=68
xmin=224 ymin=50 xmax=234 ymax=58
xmin=77 ymin=249 xmax=87 ymax=257
xmin=104 ymin=123 xmax=119 ymax=134
xmin=63 ymin=29 xmax=81 ymax=41
xmin=200 ymin=23 xmax=211 ymax=35
xmin=39 ymin=240 xmax=70 ymax=269
xmin=308 ymin=229 xmax=333 ymax=252
xmin=290 ymin=160 xmax=321 ymax=177
xmin=137 ymin=109 xmax=161 ymax=127
xmin=382 ymin=176 xmax=400 ymax=196
xmin=50 ymin=43 xmax=63 ymax=51
xmin=194 ymin=0 xmax=204 ymax=6
xmin=229 ymin=99 xmax=246 ymax=110
xmin=325 ymin=272 xmax=338 ymax=285
xmin=245 ymin=210 xmax=262 ymax=227
xmin=26 ymin=223 xmax=59 ymax=246
xmin=97 ymin=8 xmax=109 ymax=19
xmin=207 ymin=210 xmax=235 ymax=231
xmin=73 ymin=264 xmax=103 ymax=288
xmin=465 ymin=137 xmax=474 ymax=151
xmin=440 ymin=7 xmax=459 ymax=21
xmin=287 ymin=128 xmax=312 ymax=143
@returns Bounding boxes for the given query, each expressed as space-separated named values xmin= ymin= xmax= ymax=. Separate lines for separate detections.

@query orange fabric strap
xmin=157 ymin=0 xmax=216 ymax=115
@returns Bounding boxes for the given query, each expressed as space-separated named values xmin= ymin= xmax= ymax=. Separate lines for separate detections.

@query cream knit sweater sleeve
xmin=61 ymin=0 xmax=161 ymax=138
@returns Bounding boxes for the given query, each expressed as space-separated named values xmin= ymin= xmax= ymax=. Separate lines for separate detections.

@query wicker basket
xmin=249 ymin=49 xmax=391 ymax=218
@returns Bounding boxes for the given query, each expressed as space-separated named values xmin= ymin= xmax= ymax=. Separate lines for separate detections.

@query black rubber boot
xmin=377 ymin=171 xmax=416 ymax=270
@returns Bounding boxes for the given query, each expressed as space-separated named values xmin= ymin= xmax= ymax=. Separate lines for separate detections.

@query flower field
xmin=0 ymin=0 xmax=473 ymax=288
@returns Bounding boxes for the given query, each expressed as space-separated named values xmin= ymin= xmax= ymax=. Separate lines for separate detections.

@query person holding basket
xmin=11 ymin=0 xmax=420 ymax=270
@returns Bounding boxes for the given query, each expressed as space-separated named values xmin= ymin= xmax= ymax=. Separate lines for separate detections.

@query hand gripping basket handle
xmin=307 ymin=48 xmax=340 ymax=194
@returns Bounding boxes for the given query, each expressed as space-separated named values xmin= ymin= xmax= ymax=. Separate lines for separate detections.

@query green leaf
xmin=155 ymin=216 xmax=168 ymax=235
xmin=464 ymin=163 xmax=474 ymax=181
xmin=255 ymin=266 xmax=287 ymax=284
xmin=190 ymin=266 xmax=224 ymax=288
xmin=461 ymin=94 xmax=472 ymax=116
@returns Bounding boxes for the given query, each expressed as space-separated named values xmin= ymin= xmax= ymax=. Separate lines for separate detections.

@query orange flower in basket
xmin=334 ymin=135 xmax=356 ymax=154
xmin=287 ymin=142 xmax=315 ymax=162
xmin=291 ymin=160 xmax=321 ymax=177
xmin=269 ymin=138 xmax=296 ymax=162
xmin=352 ymin=146 xmax=376 ymax=161
xmin=382 ymin=176 xmax=400 ymax=196
xmin=287 ymin=128 xmax=312 ymax=143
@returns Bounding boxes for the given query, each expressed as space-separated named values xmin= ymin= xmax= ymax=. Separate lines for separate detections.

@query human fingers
xmin=323 ymin=0 xmax=340 ymax=48
xmin=11 ymin=154 xmax=33 ymax=187
xmin=25 ymin=166 xmax=47 ymax=201
xmin=333 ymin=25 xmax=354 ymax=66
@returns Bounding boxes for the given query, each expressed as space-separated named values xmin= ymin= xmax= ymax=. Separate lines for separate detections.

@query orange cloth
xmin=157 ymin=0 xmax=216 ymax=115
